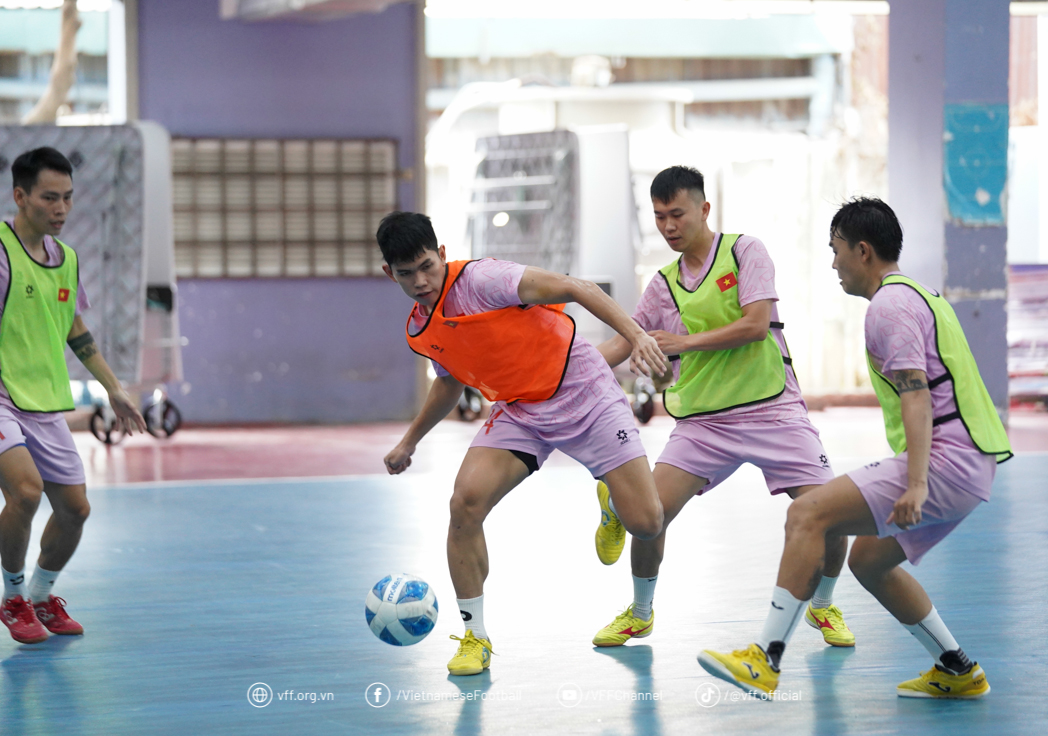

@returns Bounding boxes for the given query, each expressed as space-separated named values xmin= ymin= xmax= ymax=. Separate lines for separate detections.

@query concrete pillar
xmin=889 ymin=0 xmax=1010 ymax=413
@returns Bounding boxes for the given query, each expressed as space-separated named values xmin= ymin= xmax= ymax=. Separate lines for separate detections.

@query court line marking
xmin=85 ymin=452 xmax=1048 ymax=491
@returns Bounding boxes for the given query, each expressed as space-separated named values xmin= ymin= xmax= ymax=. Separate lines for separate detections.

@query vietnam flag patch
xmin=58 ymin=288 xmax=70 ymax=302
xmin=716 ymin=273 xmax=737 ymax=292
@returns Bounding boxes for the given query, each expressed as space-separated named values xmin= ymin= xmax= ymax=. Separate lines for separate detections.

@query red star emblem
xmin=716 ymin=273 xmax=737 ymax=292
xmin=58 ymin=288 xmax=70 ymax=302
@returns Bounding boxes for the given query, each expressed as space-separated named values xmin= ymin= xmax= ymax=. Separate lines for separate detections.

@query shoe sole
xmin=9 ymin=632 xmax=48 ymax=644
xmin=47 ymin=628 xmax=84 ymax=636
xmin=805 ymin=611 xmax=855 ymax=648
xmin=897 ymin=684 xmax=990 ymax=700
xmin=448 ymin=665 xmax=489 ymax=677
xmin=593 ymin=628 xmax=652 ymax=647
xmin=697 ymin=652 xmax=774 ymax=698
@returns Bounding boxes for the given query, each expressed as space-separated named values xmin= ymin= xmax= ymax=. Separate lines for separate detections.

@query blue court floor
xmin=1 ymin=438 xmax=1046 ymax=735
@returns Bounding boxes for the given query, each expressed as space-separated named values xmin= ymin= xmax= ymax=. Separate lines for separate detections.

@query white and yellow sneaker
xmin=447 ymin=630 xmax=493 ymax=676
xmin=698 ymin=643 xmax=779 ymax=696
xmin=595 ymin=480 xmax=626 ymax=565
xmin=805 ymin=604 xmax=855 ymax=647
xmin=897 ymin=663 xmax=990 ymax=699
xmin=592 ymin=604 xmax=654 ymax=647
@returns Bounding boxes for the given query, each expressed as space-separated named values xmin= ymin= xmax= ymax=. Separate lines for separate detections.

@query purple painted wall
xmin=177 ymin=279 xmax=417 ymax=423
xmin=137 ymin=0 xmax=421 ymax=422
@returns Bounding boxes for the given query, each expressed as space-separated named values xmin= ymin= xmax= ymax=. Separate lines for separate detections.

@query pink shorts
xmin=656 ymin=418 xmax=835 ymax=495
xmin=847 ymin=453 xmax=987 ymax=565
xmin=470 ymin=390 xmax=646 ymax=478
xmin=0 ymin=402 xmax=85 ymax=485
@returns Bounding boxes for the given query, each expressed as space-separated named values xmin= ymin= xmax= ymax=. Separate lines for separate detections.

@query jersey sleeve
xmin=865 ymin=287 xmax=929 ymax=376
xmin=74 ymin=279 xmax=90 ymax=317
xmin=733 ymin=236 xmax=779 ymax=307
xmin=632 ymin=275 xmax=672 ymax=333
xmin=460 ymin=259 xmax=528 ymax=311
xmin=432 ymin=359 xmax=450 ymax=378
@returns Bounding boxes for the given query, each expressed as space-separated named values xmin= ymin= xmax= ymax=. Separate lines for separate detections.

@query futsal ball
xmin=365 ymin=573 xmax=439 ymax=646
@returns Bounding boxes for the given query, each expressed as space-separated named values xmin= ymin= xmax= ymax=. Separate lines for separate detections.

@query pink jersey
xmin=632 ymin=234 xmax=808 ymax=423
xmin=410 ymin=259 xmax=620 ymax=426
xmin=865 ymin=272 xmax=995 ymax=500
xmin=0 ymin=220 xmax=90 ymax=408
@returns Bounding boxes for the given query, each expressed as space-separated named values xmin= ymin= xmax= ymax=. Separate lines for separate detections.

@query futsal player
xmin=378 ymin=212 xmax=667 ymax=676
xmin=592 ymin=166 xmax=854 ymax=649
xmin=0 ymin=147 xmax=146 ymax=643
xmin=699 ymin=197 xmax=1009 ymax=699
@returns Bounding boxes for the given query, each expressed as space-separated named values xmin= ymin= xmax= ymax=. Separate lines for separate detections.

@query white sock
xmin=631 ymin=575 xmax=657 ymax=620
xmin=28 ymin=563 xmax=60 ymax=604
xmin=902 ymin=607 xmax=972 ymax=673
xmin=811 ymin=575 xmax=838 ymax=609
xmin=757 ymin=586 xmax=808 ymax=664
xmin=607 ymin=494 xmax=618 ymax=517
xmin=2 ymin=566 xmax=28 ymax=601
xmin=457 ymin=595 xmax=488 ymax=640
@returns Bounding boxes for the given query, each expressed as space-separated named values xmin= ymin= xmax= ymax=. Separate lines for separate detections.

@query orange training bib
xmin=405 ymin=260 xmax=575 ymax=403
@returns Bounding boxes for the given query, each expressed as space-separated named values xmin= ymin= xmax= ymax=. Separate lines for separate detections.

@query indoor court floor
xmin=2 ymin=408 xmax=1045 ymax=735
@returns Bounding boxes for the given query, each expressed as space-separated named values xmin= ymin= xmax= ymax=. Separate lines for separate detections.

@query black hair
xmin=830 ymin=197 xmax=903 ymax=263
xmin=12 ymin=147 xmax=73 ymax=193
xmin=376 ymin=211 xmax=439 ymax=265
xmin=650 ymin=165 xmax=705 ymax=203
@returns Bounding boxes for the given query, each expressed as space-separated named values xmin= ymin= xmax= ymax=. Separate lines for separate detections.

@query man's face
xmin=383 ymin=244 xmax=447 ymax=310
xmin=653 ymin=189 xmax=709 ymax=253
xmin=829 ymin=233 xmax=865 ymax=297
xmin=14 ymin=169 xmax=73 ymax=237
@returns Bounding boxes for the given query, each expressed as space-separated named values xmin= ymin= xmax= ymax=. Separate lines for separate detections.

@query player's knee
xmin=7 ymin=477 xmax=43 ymax=516
xmin=785 ymin=496 xmax=824 ymax=538
xmin=847 ymin=541 xmax=885 ymax=583
xmin=59 ymin=499 xmax=91 ymax=526
xmin=625 ymin=505 xmax=664 ymax=541
xmin=448 ymin=486 xmax=487 ymax=527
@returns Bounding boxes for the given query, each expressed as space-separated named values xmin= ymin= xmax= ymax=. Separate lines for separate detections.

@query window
xmin=0 ymin=54 xmax=20 ymax=79
xmin=172 ymin=138 xmax=397 ymax=278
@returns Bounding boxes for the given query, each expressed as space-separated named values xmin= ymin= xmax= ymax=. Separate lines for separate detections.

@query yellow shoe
xmin=447 ymin=630 xmax=493 ymax=676
xmin=592 ymin=604 xmax=654 ymax=647
xmin=897 ymin=663 xmax=990 ymax=699
xmin=595 ymin=481 xmax=625 ymax=565
xmin=697 ymin=643 xmax=779 ymax=696
xmin=805 ymin=604 xmax=855 ymax=647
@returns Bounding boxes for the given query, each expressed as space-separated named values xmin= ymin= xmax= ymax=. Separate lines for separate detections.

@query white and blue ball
xmin=365 ymin=573 xmax=439 ymax=646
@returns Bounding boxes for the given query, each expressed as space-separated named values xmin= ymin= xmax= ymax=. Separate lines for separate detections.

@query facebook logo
xmin=365 ymin=682 xmax=390 ymax=708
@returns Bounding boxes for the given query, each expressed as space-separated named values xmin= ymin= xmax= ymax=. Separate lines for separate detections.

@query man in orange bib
xmin=379 ymin=211 xmax=667 ymax=676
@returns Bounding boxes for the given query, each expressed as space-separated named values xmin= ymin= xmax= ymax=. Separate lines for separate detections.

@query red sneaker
xmin=33 ymin=596 xmax=83 ymax=635
xmin=1 ymin=595 xmax=49 ymax=643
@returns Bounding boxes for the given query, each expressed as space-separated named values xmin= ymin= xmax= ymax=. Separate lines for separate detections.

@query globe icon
xmin=247 ymin=683 xmax=273 ymax=707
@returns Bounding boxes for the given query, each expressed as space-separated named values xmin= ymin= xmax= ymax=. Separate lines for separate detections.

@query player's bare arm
xmin=647 ymin=299 xmax=773 ymax=356
xmin=384 ymin=374 xmax=464 ymax=474
xmin=887 ymin=368 xmax=932 ymax=530
xmin=597 ymin=334 xmax=674 ymax=387
xmin=516 ymin=266 xmax=668 ymax=377
xmin=596 ymin=334 xmax=632 ymax=368
xmin=66 ymin=316 xmax=146 ymax=434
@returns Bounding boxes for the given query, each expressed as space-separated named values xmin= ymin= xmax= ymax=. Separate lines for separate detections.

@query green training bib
xmin=660 ymin=234 xmax=789 ymax=418
xmin=866 ymin=274 xmax=1012 ymax=463
xmin=0 ymin=222 xmax=78 ymax=412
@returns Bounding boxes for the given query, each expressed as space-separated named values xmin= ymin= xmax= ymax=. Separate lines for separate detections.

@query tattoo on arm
xmin=893 ymin=369 xmax=928 ymax=394
xmin=67 ymin=331 xmax=98 ymax=362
